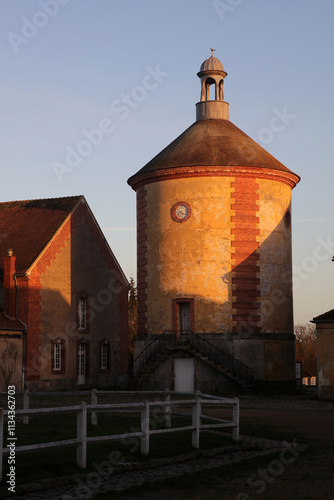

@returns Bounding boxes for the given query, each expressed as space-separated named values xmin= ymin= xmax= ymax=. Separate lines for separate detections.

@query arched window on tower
xmin=219 ymin=79 xmax=224 ymax=101
xmin=203 ymin=77 xmax=217 ymax=101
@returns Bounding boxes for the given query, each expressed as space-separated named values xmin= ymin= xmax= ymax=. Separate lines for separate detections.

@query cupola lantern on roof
xmin=128 ymin=51 xmax=300 ymax=393
xmin=196 ymin=49 xmax=229 ymax=121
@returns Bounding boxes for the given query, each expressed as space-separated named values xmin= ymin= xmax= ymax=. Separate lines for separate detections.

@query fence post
xmin=192 ymin=395 xmax=200 ymax=448
xmin=232 ymin=398 xmax=239 ymax=441
xmin=23 ymin=390 xmax=29 ymax=424
xmin=77 ymin=402 xmax=87 ymax=468
xmin=0 ymin=409 xmax=3 ymax=482
xmin=141 ymin=400 xmax=150 ymax=455
xmin=91 ymin=389 xmax=97 ymax=426
xmin=165 ymin=388 xmax=171 ymax=428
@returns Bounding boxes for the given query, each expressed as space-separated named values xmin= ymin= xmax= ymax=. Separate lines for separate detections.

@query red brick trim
xmin=231 ymin=177 xmax=261 ymax=334
xmin=128 ymin=166 xmax=300 ymax=191
xmin=137 ymin=187 xmax=148 ymax=334
xmin=172 ymin=298 xmax=195 ymax=332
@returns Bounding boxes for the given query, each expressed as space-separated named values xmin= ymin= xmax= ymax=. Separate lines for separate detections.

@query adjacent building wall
xmin=315 ymin=323 xmax=334 ymax=400
xmin=0 ymin=334 xmax=23 ymax=390
xmin=19 ymin=201 xmax=128 ymax=390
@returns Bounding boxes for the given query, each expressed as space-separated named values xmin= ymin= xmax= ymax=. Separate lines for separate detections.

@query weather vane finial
xmin=210 ymin=48 xmax=216 ymax=57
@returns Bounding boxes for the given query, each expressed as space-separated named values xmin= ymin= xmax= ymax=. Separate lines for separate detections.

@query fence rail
xmin=0 ymin=389 xmax=177 ymax=426
xmin=0 ymin=392 xmax=239 ymax=482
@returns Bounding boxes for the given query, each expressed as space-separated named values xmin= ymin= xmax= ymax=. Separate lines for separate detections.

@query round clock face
xmin=171 ymin=202 xmax=191 ymax=223
xmin=175 ymin=205 xmax=188 ymax=219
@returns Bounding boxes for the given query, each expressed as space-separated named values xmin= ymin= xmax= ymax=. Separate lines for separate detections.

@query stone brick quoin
xmin=137 ymin=247 xmax=147 ymax=258
xmin=233 ymin=301 xmax=260 ymax=309
xmin=233 ymin=311 xmax=261 ymax=320
xmin=231 ymin=203 xmax=259 ymax=212
xmin=232 ymin=251 xmax=259 ymax=264
xmin=137 ymin=281 xmax=148 ymax=290
xmin=137 ymin=292 xmax=147 ymax=304
xmin=136 ymin=187 xmax=148 ymax=334
xmin=231 ymin=177 xmax=261 ymax=334
xmin=232 ymin=277 xmax=260 ymax=286
xmin=25 ymin=274 xmax=42 ymax=380
xmin=231 ymin=228 xmax=260 ymax=239
xmin=232 ymin=264 xmax=260 ymax=273
xmin=137 ymin=199 xmax=147 ymax=211
xmin=233 ymin=289 xmax=260 ymax=298
xmin=231 ymin=216 xmax=259 ymax=226
xmin=231 ymin=243 xmax=260 ymax=256
xmin=137 ymin=221 xmax=147 ymax=232
xmin=232 ymin=271 xmax=259 ymax=280
xmin=137 ymin=234 xmax=147 ymax=244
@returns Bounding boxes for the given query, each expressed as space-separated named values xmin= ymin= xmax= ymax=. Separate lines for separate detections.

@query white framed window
xmin=101 ymin=344 xmax=108 ymax=370
xmin=51 ymin=339 xmax=65 ymax=374
xmin=99 ymin=340 xmax=110 ymax=372
xmin=78 ymin=297 xmax=87 ymax=330
xmin=53 ymin=343 xmax=61 ymax=371
xmin=78 ymin=343 xmax=86 ymax=376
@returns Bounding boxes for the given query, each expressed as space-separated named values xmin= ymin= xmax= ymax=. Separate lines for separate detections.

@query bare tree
xmin=0 ymin=340 xmax=19 ymax=389
xmin=295 ymin=323 xmax=317 ymax=376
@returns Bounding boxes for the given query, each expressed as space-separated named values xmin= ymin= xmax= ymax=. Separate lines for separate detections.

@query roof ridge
xmin=0 ymin=195 xmax=84 ymax=205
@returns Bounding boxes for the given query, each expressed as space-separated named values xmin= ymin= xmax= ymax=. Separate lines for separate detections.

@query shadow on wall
xmin=141 ymin=212 xmax=296 ymax=383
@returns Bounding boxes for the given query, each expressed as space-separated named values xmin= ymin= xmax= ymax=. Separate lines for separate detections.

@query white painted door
xmin=175 ymin=358 xmax=194 ymax=392
xmin=78 ymin=343 xmax=86 ymax=385
xmin=179 ymin=302 xmax=191 ymax=332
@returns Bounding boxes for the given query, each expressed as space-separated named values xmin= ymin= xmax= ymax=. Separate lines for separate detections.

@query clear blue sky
xmin=1 ymin=0 xmax=333 ymax=325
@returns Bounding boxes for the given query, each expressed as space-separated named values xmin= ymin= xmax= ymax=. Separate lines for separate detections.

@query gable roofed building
xmin=0 ymin=195 xmax=129 ymax=390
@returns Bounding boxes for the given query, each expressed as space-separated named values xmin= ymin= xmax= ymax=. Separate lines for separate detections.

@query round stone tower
xmin=128 ymin=52 xmax=300 ymax=391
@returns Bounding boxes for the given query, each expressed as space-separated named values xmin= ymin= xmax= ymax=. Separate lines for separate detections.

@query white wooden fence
xmin=0 ymin=392 xmax=239 ymax=482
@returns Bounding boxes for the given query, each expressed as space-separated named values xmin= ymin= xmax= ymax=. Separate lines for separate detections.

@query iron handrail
xmin=129 ymin=330 xmax=177 ymax=378
xmin=129 ymin=330 xmax=257 ymax=386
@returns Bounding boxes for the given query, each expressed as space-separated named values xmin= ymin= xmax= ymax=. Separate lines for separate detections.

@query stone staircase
xmin=129 ymin=331 xmax=257 ymax=390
